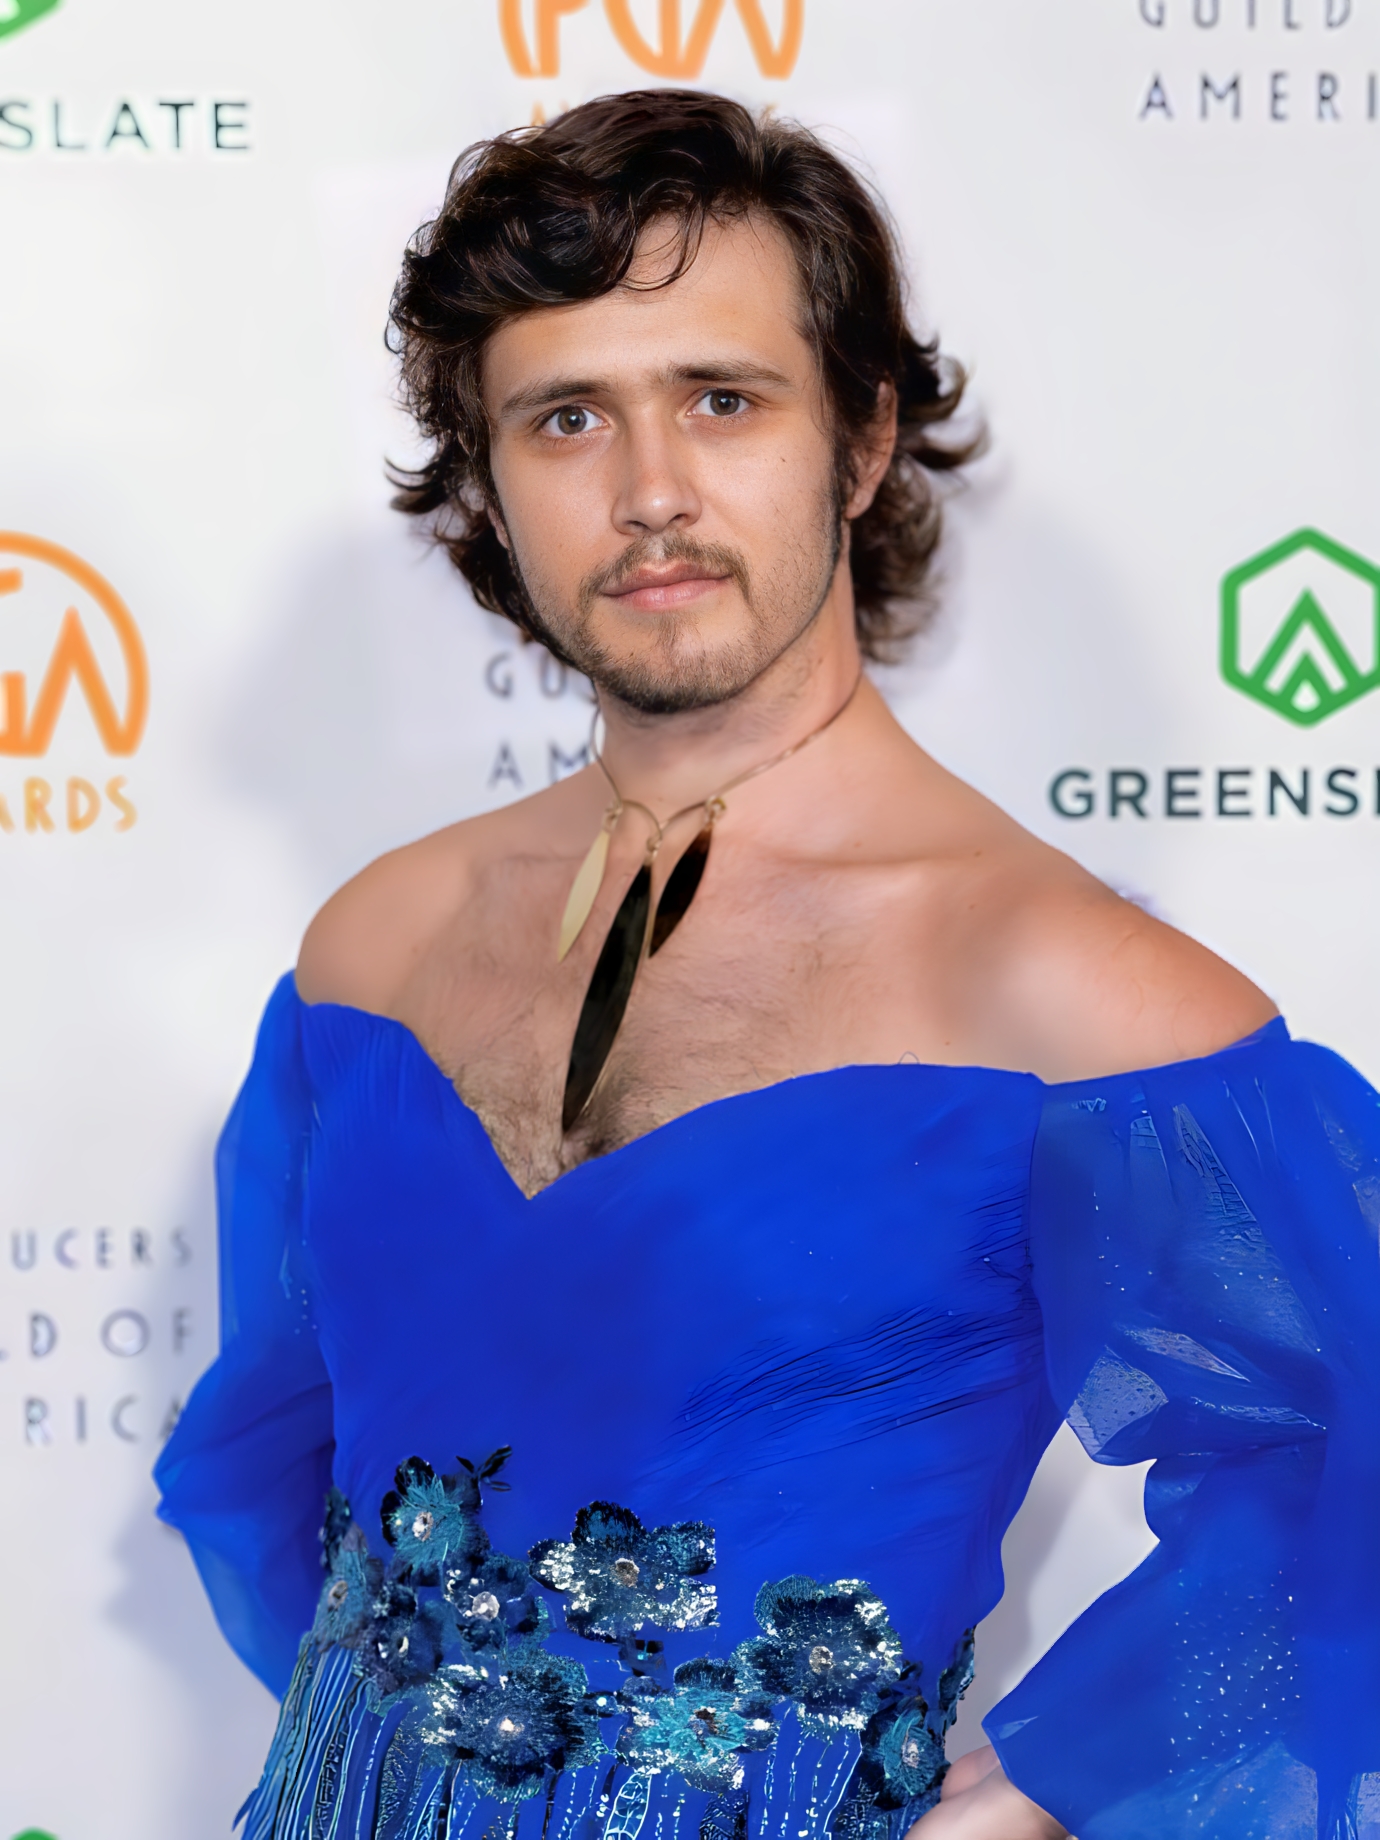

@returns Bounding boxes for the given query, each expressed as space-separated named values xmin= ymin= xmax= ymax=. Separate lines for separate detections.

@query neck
xmin=593 ymin=572 xmax=864 ymax=819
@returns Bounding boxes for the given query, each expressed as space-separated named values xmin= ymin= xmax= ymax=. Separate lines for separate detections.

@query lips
xmin=603 ymin=561 xmax=733 ymax=611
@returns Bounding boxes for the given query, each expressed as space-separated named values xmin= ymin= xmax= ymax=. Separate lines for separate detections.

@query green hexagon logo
xmin=1221 ymin=528 xmax=1380 ymax=726
xmin=0 ymin=0 xmax=61 ymax=41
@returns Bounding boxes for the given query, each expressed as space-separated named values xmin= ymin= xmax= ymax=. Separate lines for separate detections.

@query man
xmin=304 ymin=88 xmax=1263 ymax=1832
xmin=160 ymin=92 xmax=1380 ymax=1840
xmin=303 ymin=98 xmax=1268 ymax=1191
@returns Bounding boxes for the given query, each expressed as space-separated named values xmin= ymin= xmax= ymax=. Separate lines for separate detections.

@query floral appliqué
xmin=307 ymin=1451 xmax=969 ymax=1809
xmin=422 ymin=1648 xmax=605 ymax=1799
xmin=358 ymin=1580 xmax=451 ymax=1701
xmin=310 ymin=1524 xmax=383 ymax=1651
xmin=734 ymin=1576 xmax=904 ymax=1734
xmin=530 ymin=1501 xmax=717 ymax=1643
xmin=443 ymin=1549 xmax=549 ymax=1651
xmin=380 ymin=1449 xmax=509 ymax=1584
xmin=616 ymin=1657 xmax=775 ymax=1793
xmin=850 ymin=1628 xmax=977 ymax=1820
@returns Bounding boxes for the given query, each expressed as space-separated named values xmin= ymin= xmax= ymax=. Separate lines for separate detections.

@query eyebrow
xmin=497 ymin=360 xmax=795 ymax=419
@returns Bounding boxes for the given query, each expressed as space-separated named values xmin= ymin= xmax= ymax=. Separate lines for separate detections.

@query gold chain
xmin=591 ymin=670 xmax=863 ymax=864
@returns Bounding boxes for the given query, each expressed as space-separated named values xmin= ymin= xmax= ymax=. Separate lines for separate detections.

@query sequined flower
xmin=734 ymin=1577 xmax=903 ymax=1735
xmin=863 ymin=1700 xmax=945 ymax=1808
xmin=421 ymin=1648 xmax=604 ymax=1800
xmin=530 ymin=1501 xmax=716 ymax=1643
xmin=442 ymin=1549 xmax=549 ymax=1652
xmin=357 ymin=1580 xmax=450 ymax=1702
xmin=616 ymin=1658 xmax=776 ymax=1794
xmin=856 ymin=1628 xmax=973 ymax=1809
xmin=312 ymin=1525 xmax=385 ymax=1651
xmin=380 ymin=1457 xmax=490 ymax=1585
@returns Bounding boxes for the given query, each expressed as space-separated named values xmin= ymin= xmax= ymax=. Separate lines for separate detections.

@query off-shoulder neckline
xmin=287 ymin=978 xmax=1289 ymax=1205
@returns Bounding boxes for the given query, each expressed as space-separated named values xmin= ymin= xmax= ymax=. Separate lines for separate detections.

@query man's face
xmin=482 ymin=215 xmax=843 ymax=713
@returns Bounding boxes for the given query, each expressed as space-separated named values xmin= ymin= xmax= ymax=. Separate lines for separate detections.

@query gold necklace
xmin=557 ymin=674 xmax=863 ymax=1133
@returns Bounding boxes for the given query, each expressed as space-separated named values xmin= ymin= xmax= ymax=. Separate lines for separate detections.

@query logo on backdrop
xmin=0 ymin=0 xmax=59 ymax=43
xmin=1135 ymin=1 xmax=1378 ymax=129
xmin=0 ymin=532 xmax=146 ymax=834
xmin=0 ymin=97 xmax=251 ymax=156
xmin=1047 ymin=524 xmax=1380 ymax=823
xmin=1221 ymin=527 xmax=1380 ymax=725
xmin=500 ymin=0 xmax=804 ymax=79
xmin=8 ymin=1223 xmax=196 ymax=1450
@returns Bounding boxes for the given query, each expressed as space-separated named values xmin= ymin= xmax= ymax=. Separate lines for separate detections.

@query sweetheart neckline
xmin=289 ymin=980 xmax=1287 ymax=1205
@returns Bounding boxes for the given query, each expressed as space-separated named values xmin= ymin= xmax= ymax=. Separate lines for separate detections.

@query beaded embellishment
xmin=240 ymin=1452 xmax=973 ymax=1840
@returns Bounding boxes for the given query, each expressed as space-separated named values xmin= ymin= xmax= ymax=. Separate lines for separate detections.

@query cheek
xmin=707 ymin=432 xmax=835 ymax=541
xmin=489 ymin=444 xmax=544 ymax=531
xmin=492 ymin=450 xmax=603 ymax=570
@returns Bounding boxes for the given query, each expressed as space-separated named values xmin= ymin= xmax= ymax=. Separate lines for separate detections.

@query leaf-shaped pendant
xmin=562 ymin=862 xmax=652 ymax=1133
xmin=649 ymin=820 xmax=714 ymax=956
xmin=557 ymin=815 xmax=615 ymax=962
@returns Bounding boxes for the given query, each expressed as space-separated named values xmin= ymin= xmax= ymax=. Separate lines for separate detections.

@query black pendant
xmin=649 ymin=821 xmax=714 ymax=956
xmin=562 ymin=862 xmax=652 ymax=1133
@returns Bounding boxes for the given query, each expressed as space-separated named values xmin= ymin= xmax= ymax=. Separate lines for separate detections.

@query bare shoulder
xmin=861 ymin=737 xmax=1275 ymax=1080
xmin=296 ymin=822 xmax=479 ymax=1015
xmin=295 ymin=775 xmax=591 ymax=1016
xmin=984 ymin=839 xmax=1278 ymax=1082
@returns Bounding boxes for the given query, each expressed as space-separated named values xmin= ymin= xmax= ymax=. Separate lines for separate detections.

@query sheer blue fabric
xmin=999 ymin=1033 xmax=1380 ymax=1839
xmin=154 ymin=977 xmax=1380 ymax=1839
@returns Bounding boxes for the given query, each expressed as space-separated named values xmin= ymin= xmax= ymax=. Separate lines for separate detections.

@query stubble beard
xmin=504 ymin=498 xmax=843 ymax=716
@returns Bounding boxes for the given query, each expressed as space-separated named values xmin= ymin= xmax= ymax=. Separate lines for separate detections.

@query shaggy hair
xmin=387 ymin=89 xmax=981 ymax=662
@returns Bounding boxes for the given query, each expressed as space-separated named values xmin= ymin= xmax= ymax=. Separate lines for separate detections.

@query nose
xmin=610 ymin=411 xmax=701 ymax=537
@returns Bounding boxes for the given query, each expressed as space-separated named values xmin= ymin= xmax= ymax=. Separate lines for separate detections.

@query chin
xmin=589 ymin=657 xmax=761 ymax=716
xmin=541 ymin=614 xmax=771 ymax=714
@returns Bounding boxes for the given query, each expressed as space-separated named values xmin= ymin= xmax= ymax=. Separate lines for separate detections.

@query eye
xmin=693 ymin=390 xmax=749 ymax=419
xmin=543 ymin=405 xmax=601 ymax=437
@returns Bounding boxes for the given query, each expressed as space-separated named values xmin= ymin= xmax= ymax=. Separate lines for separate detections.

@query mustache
xmin=577 ymin=534 xmax=753 ymax=617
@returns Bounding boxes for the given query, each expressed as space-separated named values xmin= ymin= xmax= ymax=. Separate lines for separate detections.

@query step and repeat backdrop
xmin=2 ymin=0 xmax=1379 ymax=1834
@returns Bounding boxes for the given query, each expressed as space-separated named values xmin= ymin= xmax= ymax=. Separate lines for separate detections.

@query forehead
xmin=482 ymin=214 xmax=811 ymax=403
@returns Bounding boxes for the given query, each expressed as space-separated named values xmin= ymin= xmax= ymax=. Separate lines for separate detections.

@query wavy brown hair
xmin=388 ymin=90 xmax=981 ymax=663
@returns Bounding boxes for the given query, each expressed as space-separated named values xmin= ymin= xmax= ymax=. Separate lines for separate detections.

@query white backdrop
xmin=2 ymin=2 xmax=1379 ymax=1835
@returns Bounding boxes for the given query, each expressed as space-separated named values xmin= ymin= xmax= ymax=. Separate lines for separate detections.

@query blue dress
xmin=154 ymin=977 xmax=1380 ymax=1840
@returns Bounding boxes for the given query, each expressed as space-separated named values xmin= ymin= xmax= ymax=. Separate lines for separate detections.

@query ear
xmin=487 ymin=497 xmax=512 ymax=553
xmin=843 ymin=383 xmax=898 ymax=521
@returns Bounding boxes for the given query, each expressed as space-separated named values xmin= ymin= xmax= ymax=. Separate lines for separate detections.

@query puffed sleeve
xmin=154 ymin=975 xmax=334 ymax=1696
xmin=986 ymin=1020 xmax=1380 ymax=1840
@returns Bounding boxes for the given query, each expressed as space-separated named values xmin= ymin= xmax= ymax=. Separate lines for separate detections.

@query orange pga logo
xmin=500 ymin=0 xmax=804 ymax=80
xmin=0 ymin=531 xmax=147 ymax=835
